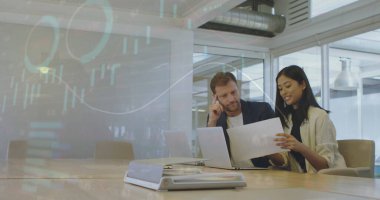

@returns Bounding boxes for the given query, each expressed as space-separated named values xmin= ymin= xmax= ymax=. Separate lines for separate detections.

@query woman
xmin=269 ymin=65 xmax=346 ymax=173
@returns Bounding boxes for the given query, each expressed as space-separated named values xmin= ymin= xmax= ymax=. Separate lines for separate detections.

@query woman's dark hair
xmin=275 ymin=65 xmax=327 ymax=127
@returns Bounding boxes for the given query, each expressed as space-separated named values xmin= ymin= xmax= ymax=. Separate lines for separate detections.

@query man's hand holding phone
xmin=207 ymin=95 xmax=224 ymax=127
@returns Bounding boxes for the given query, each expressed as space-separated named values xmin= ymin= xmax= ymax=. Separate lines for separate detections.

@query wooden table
xmin=0 ymin=159 xmax=379 ymax=200
xmin=0 ymin=159 xmax=130 ymax=179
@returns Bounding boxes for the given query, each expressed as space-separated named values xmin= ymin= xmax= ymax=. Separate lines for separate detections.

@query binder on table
xmin=124 ymin=157 xmax=247 ymax=191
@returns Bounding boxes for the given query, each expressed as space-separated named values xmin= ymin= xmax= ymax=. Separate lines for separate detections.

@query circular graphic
xmin=66 ymin=0 xmax=113 ymax=64
xmin=24 ymin=16 xmax=60 ymax=73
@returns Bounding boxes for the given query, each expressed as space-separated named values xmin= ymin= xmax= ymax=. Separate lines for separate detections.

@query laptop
xmin=163 ymin=130 xmax=193 ymax=158
xmin=197 ymin=127 xmax=267 ymax=170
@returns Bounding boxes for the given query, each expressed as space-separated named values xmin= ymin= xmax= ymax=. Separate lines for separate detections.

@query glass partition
xmin=192 ymin=53 xmax=264 ymax=156
xmin=0 ymin=22 xmax=173 ymax=159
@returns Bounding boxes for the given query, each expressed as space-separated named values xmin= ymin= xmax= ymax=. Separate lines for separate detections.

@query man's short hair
xmin=210 ymin=72 xmax=237 ymax=94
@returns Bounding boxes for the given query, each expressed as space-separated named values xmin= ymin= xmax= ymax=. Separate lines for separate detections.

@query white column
xmin=270 ymin=55 xmax=279 ymax=108
xmin=321 ymin=44 xmax=330 ymax=109
xmin=264 ymin=52 xmax=272 ymax=103
xmin=357 ymin=78 xmax=363 ymax=138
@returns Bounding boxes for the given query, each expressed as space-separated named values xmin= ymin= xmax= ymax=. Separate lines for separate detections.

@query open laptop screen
xmin=197 ymin=127 xmax=234 ymax=169
xmin=163 ymin=130 xmax=193 ymax=157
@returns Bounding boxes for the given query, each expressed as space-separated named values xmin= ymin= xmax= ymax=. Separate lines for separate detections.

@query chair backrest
xmin=94 ymin=140 xmax=134 ymax=159
xmin=337 ymin=139 xmax=375 ymax=177
xmin=7 ymin=139 xmax=55 ymax=159
xmin=7 ymin=140 xmax=28 ymax=159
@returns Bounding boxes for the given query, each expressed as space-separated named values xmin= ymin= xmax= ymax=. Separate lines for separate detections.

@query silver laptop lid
xmin=163 ymin=130 xmax=193 ymax=157
xmin=196 ymin=127 xmax=234 ymax=169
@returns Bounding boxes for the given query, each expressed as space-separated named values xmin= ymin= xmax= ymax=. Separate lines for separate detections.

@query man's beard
xmin=221 ymin=100 xmax=240 ymax=113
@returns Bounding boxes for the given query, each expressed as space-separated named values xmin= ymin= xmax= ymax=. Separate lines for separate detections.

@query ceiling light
xmin=333 ymin=57 xmax=358 ymax=91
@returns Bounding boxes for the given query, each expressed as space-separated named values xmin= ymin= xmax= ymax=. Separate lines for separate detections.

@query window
xmin=276 ymin=29 xmax=380 ymax=175
xmin=192 ymin=51 xmax=265 ymax=156
xmin=329 ymin=29 xmax=380 ymax=164
xmin=279 ymin=46 xmax=322 ymax=105
xmin=241 ymin=60 xmax=264 ymax=101
xmin=311 ymin=0 xmax=358 ymax=17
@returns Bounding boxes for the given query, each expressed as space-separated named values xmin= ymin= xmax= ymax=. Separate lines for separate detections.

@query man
xmin=207 ymin=72 xmax=275 ymax=168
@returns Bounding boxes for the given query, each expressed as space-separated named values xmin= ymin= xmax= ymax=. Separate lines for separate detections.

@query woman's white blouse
xmin=281 ymin=106 xmax=347 ymax=173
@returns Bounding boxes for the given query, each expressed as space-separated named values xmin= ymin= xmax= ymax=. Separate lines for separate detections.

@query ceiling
xmin=0 ymin=0 xmax=246 ymax=31
xmin=1 ymin=0 xmax=379 ymax=44
xmin=1 ymin=0 xmax=380 ymax=77
xmin=23 ymin=0 xmax=207 ymax=18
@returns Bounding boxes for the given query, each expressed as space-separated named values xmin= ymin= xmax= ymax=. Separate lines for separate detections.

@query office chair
xmin=94 ymin=140 xmax=134 ymax=159
xmin=7 ymin=139 xmax=55 ymax=159
xmin=7 ymin=140 xmax=28 ymax=159
xmin=318 ymin=139 xmax=375 ymax=178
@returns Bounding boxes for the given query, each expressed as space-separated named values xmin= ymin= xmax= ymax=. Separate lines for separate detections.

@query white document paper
xmin=227 ymin=117 xmax=289 ymax=162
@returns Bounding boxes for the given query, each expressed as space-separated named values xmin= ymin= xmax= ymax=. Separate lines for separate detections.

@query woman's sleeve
xmin=314 ymin=113 xmax=342 ymax=168
xmin=269 ymin=152 xmax=289 ymax=167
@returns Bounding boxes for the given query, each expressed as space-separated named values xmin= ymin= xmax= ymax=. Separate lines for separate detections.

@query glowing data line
xmin=134 ymin=39 xmax=139 ymax=55
xmin=160 ymin=0 xmax=165 ymax=18
xmin=187 ymin=19 xmax=192 ymax=29
xmin=30 ymin=83 xmax=36 ymax=105
xmin=101 ymin=64 xmax=106 ymax=79
xmin=58 ymin=65 xmax=63 ymax=84
xmin=13 ymin=82 xmax=18 ymax=106
xmin=51 ymin=68 xmax=57 ymax=83
xmin=63 ymin=85 xmax=68 ymax=114
xmin=80 ymin=88 xmax=85 ymax=104
xmin=66 ymin=0 xmax=113 ymax=64
xmin=146 ymin=26 xmax=151 ymax=45
xmin=22 ymin=69 xmax=26 ymax=82
xmin=172 ymin=4 xmax=177 ymax=18
xmin=71 ymin=86 xmax=77 ymax=109
xmin=90 ymin=69 xmax=96 ymax=87
xmin=123 ymin=37 xmax=128 ymax=55
xmin=36 ymin=84 xmax=41 ymax=98
xmin=110 ymin=63 xmax=120 ymax=86
xmin=2 ymin=95 xmax=7 ymax=113
xmin=23 ymin=83 xmax=29 ymax=109
xmin=10 ymin=76 xmax=15 ymax=88
xmin=30 ymin=121 xmax=63 ymax=129
xmin=27 ymin=61 xmax=276 ymax=117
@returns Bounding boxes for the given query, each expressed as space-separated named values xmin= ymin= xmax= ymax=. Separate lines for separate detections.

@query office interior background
xmin=0 ymin=0 xmax=379 ymax=176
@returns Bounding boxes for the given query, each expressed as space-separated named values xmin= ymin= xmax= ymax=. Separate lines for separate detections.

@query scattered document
xmin=227 ymin=117 xmax=289 ymax=162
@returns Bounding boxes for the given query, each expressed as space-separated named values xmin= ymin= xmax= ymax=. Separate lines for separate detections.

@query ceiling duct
xmin=200 ymin=6 xmax=285 ymax=37
xmin=333 ymin=57 xmax=359 ymax=91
